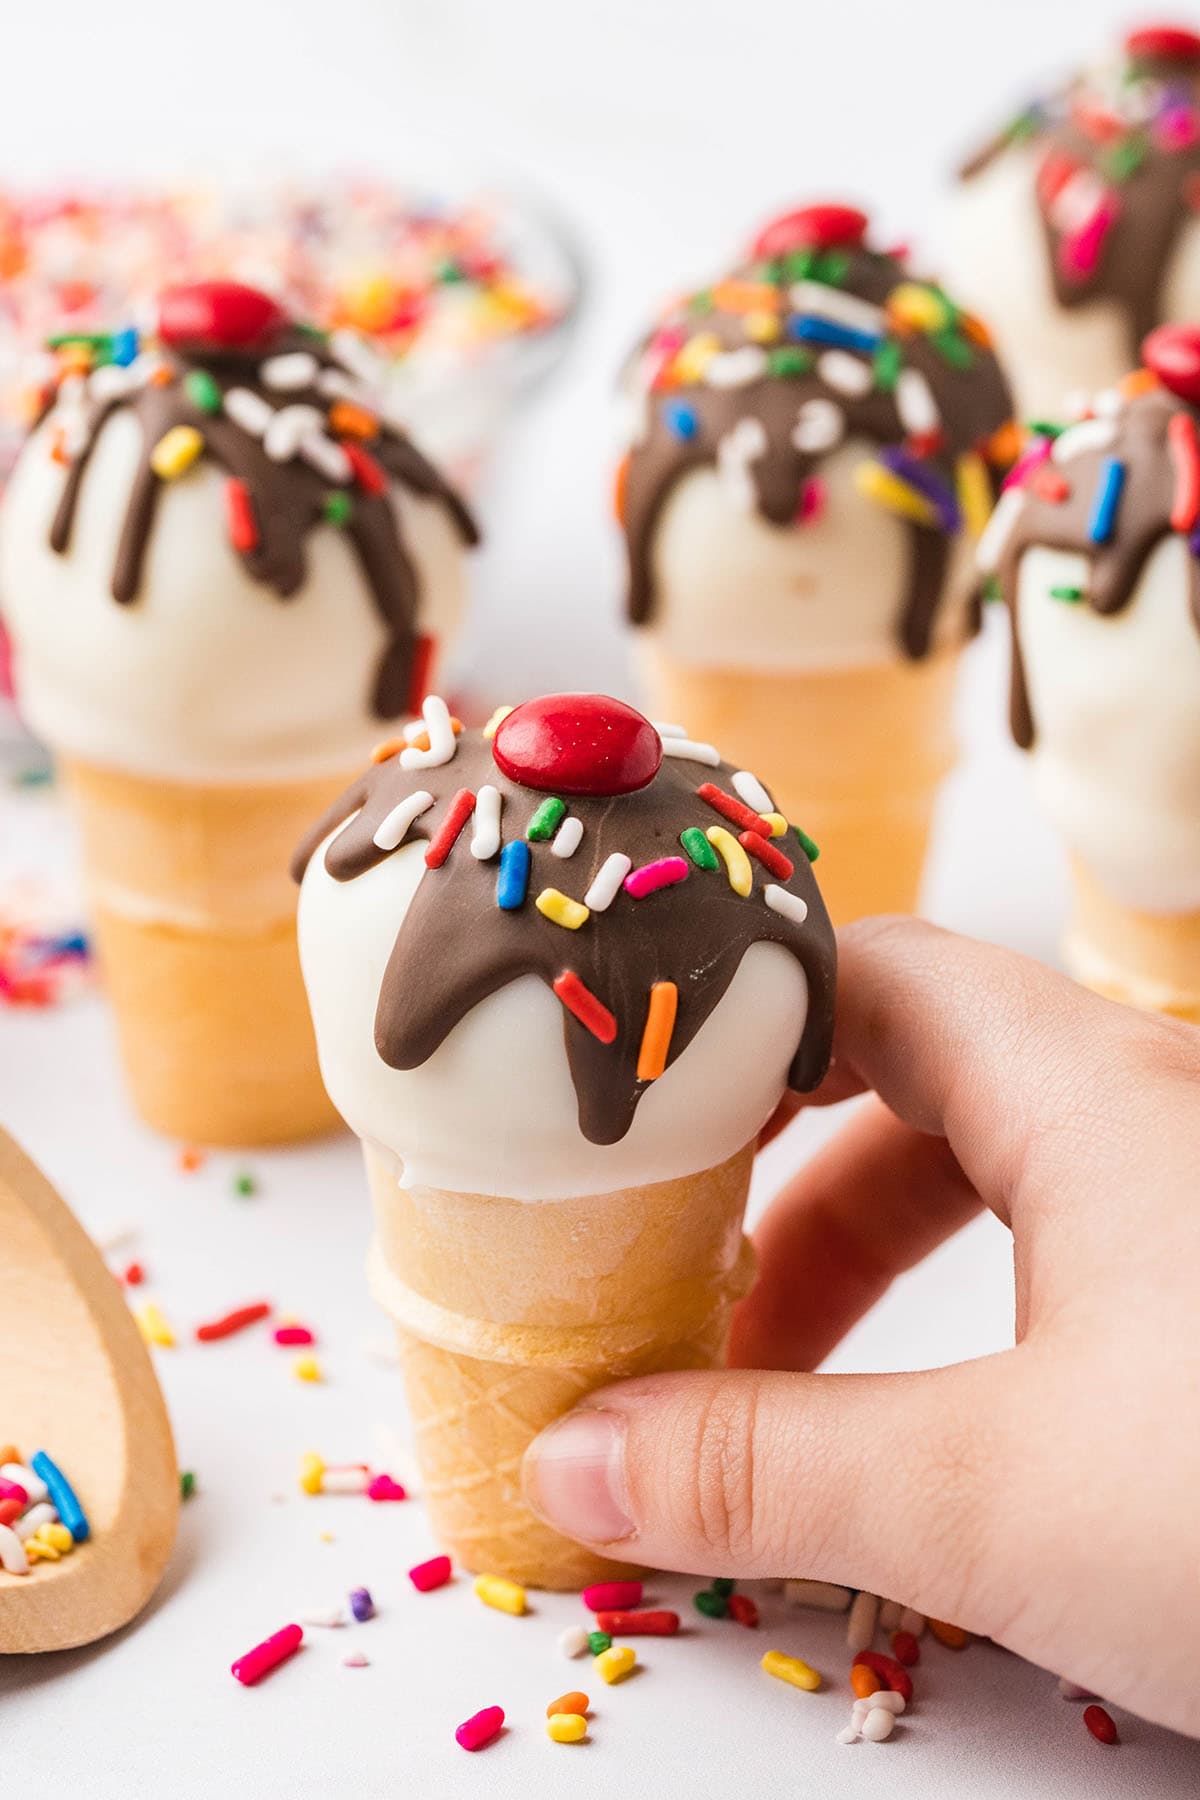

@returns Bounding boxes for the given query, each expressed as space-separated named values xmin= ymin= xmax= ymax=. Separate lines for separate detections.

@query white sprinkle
xmin=1052 ymin=417 xmax=1117 ymax=464
xmin=0 ymin=1524 xmax=28 ymax=1576
xmin=764 ymin=883 xmax=808 ymax=925
xmin=224 ymin=386 xmax=274 ymax=436
xmin=783 ymin=1579 xmax=852 ymax=1612
xmin=300 ymin=430 xmax=353 ymax=484
xmin=705 ymin=345 xmax=769 ymax=388
xmin=89 ymin=363 xmax=137 ymax=401
xmin=13 ymin=1502 xmax=56 ymax=1542
xmin=1058 ymin=1677 xmax=1097 ymax=1701
xmin=818 ymin=350 xmax=873 ymax=397
xmin=717 ymin=416 xmax=769 ymax=510
xmin=615 ymin=385 xmax=651 ymax=448
xmin=300 ymin=1605 xmax=346 ymax=1628
xmin=878 ymin=1600 xmax=904 ymax=1632
xmin=652 ymin=722 xmax=688 ymax=738
xmin=898 ymin=1607 xmax=926 ymax=1637
xmin=860 ymin=1706 xmax=896 ymax=1742
xmin=400 ymin=696 xmax=457 ymax=771
xmin=1049 ymin=168 xmax=1107 ymax=235
xmin=471 ymin=785 xmax=503 ymax=860
xmin=551 ymin=816 xmax=584 ymax=859
xmin=846 ymin=1589 xmax=880 ymax=1653
xmin=373 ymin=790 xmax=434 ymax=852
xmin=56 ymin=372 xmax=87 ymax=408
xmin=853 ymin=1689 xmax=906 ymax=1717
xmin=264 ymin=404 xmax=324 ymax=463
xmin=732 ymin=770 xmax=773 ymax=814
xmin=128 ymin=353 xmax=166 ymax=389
xmin=320 ymin=1466 xmax=370 ymax=1494
xmin=559 ymin=1624 xmax=591 ymax=1659
xmin=660 ymin=737 xmax=720 ymax=766
xmin=262 ymin=351 xmax=320 ymax=392
xmin=975 ymin=485 xmax=1025 ymax=574
xmin=896 ymin=368 xmax=940 ymax=438
xmin=95 ymin=1220 xmax=139 ymax=1252
xmin=584 ymin=853 xmax=632 ymax=913
xmin=317 ymin=366 xmax=363 ymax=403
xmin=1093 ymin=386 xmax=1124 ymax=418
xmin=836 ymin=1725 xmax=860 ymax=1746
xmin=1063 ymin=388 xmax=1091 ymax=422
xmin=331 ymin=328 xmax=384 ymax=385
xmin=792 ymin=397 xmax=844 ymax=453
xmin=3 ymin=1463 xmax=46 ymax=1505
xmin=342 ymin=1650 xmax=370 ymax=1668
xmin=788 ymin=282 xmax=885 ymax=336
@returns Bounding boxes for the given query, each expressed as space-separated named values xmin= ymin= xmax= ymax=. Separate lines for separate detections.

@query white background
xmin=2 ymin=1 xmax=1199 ymax=1794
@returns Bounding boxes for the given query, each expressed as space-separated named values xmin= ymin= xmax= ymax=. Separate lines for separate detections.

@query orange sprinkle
xmin=49 ymin=429 xmax=70 ymax=466
xmin=636 ymin=980 xmax=678 ymax=1082
xmin=1119 ymin=366 xmax=1160 ymax=399
xmin=57 ymin=344 xmax=92 ymax=376
xmin=372 ymin=736 xmax=406 ymax=763
xmin=613 ymin=453 xmax=630 ymax=525
xmin=928 ymin=1618 xmax=970 ymax=1650
xmin=959 ymin=309 xmax=994 ymax=349
xmin=178 ymin=1145 xmax=206 ymax=1173
xmin=984 ymin=419 xmax=1025 ymax=467
xmin=408 ymin=717 xmax=463 ymax=753
xmin=547 ymin=1691 xmax=589 ymax=1718
xmin=329 ymin=400 xmax=380 ymax=440
xmin=149 ymin=364 xmax=175 ymax=387
xmin=850 ymin=1663 xmax=882 ymax=1699
xmin=711 ymin=279 xmax=779 ymax=314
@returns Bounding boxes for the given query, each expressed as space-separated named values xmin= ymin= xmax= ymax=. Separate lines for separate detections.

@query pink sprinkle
xmin=274 ymin=1325 xmax=315 ymax=1346
xmin=231 ymin=1623 xmax=303 ymax=1686
xmin=0 ymin=1478 xmax=28 ymax=1507
xmin=1154 ymin=106 xmax=1200 ymax=153
xmin=624 ymin=856 xmax=689 ymax=899
xmin=797 ymin=475 xmax=826 ymax=523
xmin=409 ymin=1554 xmax=452 ymax=1592
xmin=456 ymin=1705 xmax=504 ymax=1752
xmin=582 ymin=1578 xmax=643 ymax=1612
xmin=1002 ymin=432 xmax=1053 ymax=492
xmin=1058 ymin=198 xmax=1119 ymax=283
xmin=367 ymin=1474 xmax=407 ymax=1502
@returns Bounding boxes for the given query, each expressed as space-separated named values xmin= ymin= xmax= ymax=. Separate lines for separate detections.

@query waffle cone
xmin=60 ymin=757 xmax=346 ymax=1146
xmin=637 ymin=644 xmax=961 ymax=923
xmin=365 ymin=1142 xmax=757 ymax=1589
xmin=1064 ymin=857 xmax=1200 ymax=1023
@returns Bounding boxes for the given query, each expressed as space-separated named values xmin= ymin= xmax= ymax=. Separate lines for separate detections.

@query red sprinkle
xmin=0 ymin=1499 xmax=21 ymax=1527
xmin=456 ymin=1705 xmax=504 ymax=1752
xmin=594 ymin=1609 xmax=680 ymax=1636
xmin=0 ymin=1478 xmax=28 ymax=1506
xmin=891 ymin=1629 xmax=921 ymax=1666
xmin=366 ymin=1474 xmax=407 ymax=1502
xmin=553 ymin=971 xmax=618 ymax=1045
xmin=696 ymin=782 xmax=771 ymax=837
xmin=122 ymin=1261 xmax=145 ymax=1286
xmin=1030 ymin=467 xmax=1071 ymax=503
xmin=727 ymin=1594 xmax=760 ymax=1629
xmin=738 ymin=830 xmax=794 ymax=881
xmin=1168 ymin=408 xmax=1200 ymax=531
xmin=273 ymin=1325 xmax=315 ymax=1346
xmin=231 ymin=1622 xmax=303 ymax=1686
xmin=225 ymin=477 xmax=259 ymax=553
xmin=407 ymin=633 xmax=435 ymax=711
xmin=425 ymin=789 xmax=477 ymax=869
xmin=582 ymin=1579 xmax=643 ymax=1611
xmin=343 ymin=441 xmax=388 ymax=496
xmin=852 ymin=1650 xmax=914 ymax=1704
xmin=1084 ymin=1704 xmax=1120 ymax=1745
xmin=195 ymin=1301 xmax=271 ymax=1343
xmin=409 ymin=1554 xmax=452 ymax=1592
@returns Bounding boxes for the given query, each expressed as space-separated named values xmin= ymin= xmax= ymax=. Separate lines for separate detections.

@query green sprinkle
xmin=233 ymin=1171 xmax=257 ymax=1197
xmin=795 ymin=825 xmax=820 ymax=864
xmin=296 ymin=322 xmax=330 ymax=342
xmin=783 ymin=249 xmax=818 ymax=282
xmin=753 ymin=257 xmax=784 ymax=286
xmin=1007 ymin=104 xmax=1043 ymax=143
xmin=681 ymin=826 xmax=719 ymax=870
xmin=1026 ymin=419 xmax=1066 ymax=439
xmin=1103 ymin=136 xmax=1146 ymax=183
xmin=184 ymin=369 xmax=223 ymax=415
xmin=46 ymin=330 xmax=112 ymax=351
xmin=527 ymin=796 xmax=566 ymax=841
xmin=688 ymin=289 xmax=714 ymax=316
xmin=694 ymin=1590 xmax=728 ymax=1619
xmin=812 ymin=250 xmax=849 ymax=287
xmin=873 ymin=339 xmax=902 ymax=393
xmin=435 ymin=259 xmax=466 ymax=284
xmin=929 ymin=327 xmax=973 ymax=370
xmin=323 ymin=492 xmax=353 ymax=527
xmin=1049 ymin=584 xmax=1085 ymax=603
xmin=180 ymin=1471 xmax=196 ymax=1500
xmin=982 ymin=575 xmax=1003 ymax=605
xmin=711 ymin=1576 xmax=736 ymax=1597
xmin=767 ymin=346 xmax=814 ymax=378
xmin=13 ymin=763 xmax=53 ymax=787
xmin=587 ymin=1630 xmax=611 ymax=1655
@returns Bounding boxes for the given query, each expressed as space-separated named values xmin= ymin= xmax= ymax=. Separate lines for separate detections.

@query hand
xmin=523 ymin=918 xmax=1200 ymax=1736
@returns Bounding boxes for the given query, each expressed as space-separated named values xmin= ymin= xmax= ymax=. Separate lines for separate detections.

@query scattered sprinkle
xmin=474 ymin=1573 xmax=526 ymax=1616
xmin=231 ymin=1623 xmax=304 ymax=1686
xmin=762 ymin=1649 xmax=822 ymax=1692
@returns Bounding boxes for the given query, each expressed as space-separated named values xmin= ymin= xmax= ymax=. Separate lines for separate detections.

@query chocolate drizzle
xmin=40 ymin=322 xmax=477 ymax=720
xmin=292 ymin=724 xmax=836 ymax=1148
xmin=620 ymin=244 xmax=1014 ymax=659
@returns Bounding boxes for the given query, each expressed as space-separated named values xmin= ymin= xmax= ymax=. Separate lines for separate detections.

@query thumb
xmin=523 ymin=1357 xmax=1026 ymax=1629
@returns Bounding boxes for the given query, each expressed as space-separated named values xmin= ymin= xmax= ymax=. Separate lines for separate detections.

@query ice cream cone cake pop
xmin=0 ymin=281 xmax=477 ymax=1145
xmin=979 ymin=323 xmax=1200 ymax=1017
xmin=616 ymin=203 xmax=1017 ymax=923
xmin=293 ymin=692 xmax=835 ymax=1585
xmin=947 ymin=23 xmax=1200 ymax=416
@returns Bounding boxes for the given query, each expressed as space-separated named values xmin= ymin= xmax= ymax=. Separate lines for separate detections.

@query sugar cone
xmin=1064 ymin=857 xmax=1200 ymax=1023
xmin=60 ymin=758 xmax=346 ymax=1146
xmin=637 ymin=644 xmax=961 ymax=924
xmin=365 ymin=1142 xmax=757 ymax=1589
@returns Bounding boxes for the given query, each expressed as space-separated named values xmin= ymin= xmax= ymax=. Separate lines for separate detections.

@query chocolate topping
xmin=36 ymin=283 xmax=478 ymax=720
xmin=619 ymin=216 xmax=1015 ymax=659
xmin=959 ymin=31 xmax=1200 ymax=359
xmin=292 ymin=698 xmax=836 ymax=1148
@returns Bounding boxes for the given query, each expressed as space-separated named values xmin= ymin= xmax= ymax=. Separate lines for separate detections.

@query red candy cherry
xmin=492 ymin=694 xmax=662 ymax=797
xmin=158 ymin=281 xmax=288 ymax=352
xmin=1142 ymin=323 xmax=1200 ymax=403
xmin=1125 ymin=23 xmax=1200 ymax=64
xmin=751 ymin=203 xmax=869 ymax=262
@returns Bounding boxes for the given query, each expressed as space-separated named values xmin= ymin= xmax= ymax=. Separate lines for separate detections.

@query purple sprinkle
xmin=1188 ymin=519 xmax=1200 ymax=559
xmin=349 ymin=1587 xmax=375 ymax=1622
xmin=878 ymin=445 xmax=961 ymax=532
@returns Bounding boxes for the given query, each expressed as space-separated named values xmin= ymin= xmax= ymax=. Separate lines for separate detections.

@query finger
xmin=523 ymin=1354 xmax=1028 ymax=1634
xmin=733 ymin=1098 xmax=981 ymax=1373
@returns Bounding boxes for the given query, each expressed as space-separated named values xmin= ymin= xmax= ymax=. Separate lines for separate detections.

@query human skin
xmin=524 ymin=917 xmax=1200 ymax=1736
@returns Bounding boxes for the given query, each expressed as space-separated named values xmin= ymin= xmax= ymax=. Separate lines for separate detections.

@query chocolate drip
xmin=292 ymin=732 xmax=836 ymax=1147
xmin=622 ymin=246 xmax=1013 ymax=659
xmin=43 ymin=326 xmax=477 ymax=718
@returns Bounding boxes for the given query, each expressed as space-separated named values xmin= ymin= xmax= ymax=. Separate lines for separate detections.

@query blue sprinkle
xmin=787 ymin=314 xmax=882 ymax=354
xmin=1088 ymin=456 xmax=1126 ymax=545
xmin=496 ymin=840 xmax=531 ymax=910
xmin=30 ymin=1449 xmax=89 ymax=1543
xmin=664 ymin=401 xmax=698 ymax=441
xmin=111 ymin=327 xmax=139 ymax=368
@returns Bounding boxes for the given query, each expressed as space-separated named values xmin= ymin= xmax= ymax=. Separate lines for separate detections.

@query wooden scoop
xmin=0 ymin=1128 xmax=177 ymax=1652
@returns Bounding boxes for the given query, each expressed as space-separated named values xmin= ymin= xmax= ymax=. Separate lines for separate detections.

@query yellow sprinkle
xmin=27 ymin=1537 xmax=58 ymax=1561
xmin=299 ymin=1452 xmax=324 ymax=1495
xmin=887 ymin=282 xmax=950 ymax=334
xmin=318 ymin=1531 xmax=335 ymax=1543
xmin=547 ymin=1713 xmax=588 ymax=1743
xmin=762 ymin=811 xmax=788 ymax=839
xmin=673 ymin=330 xmax=721 ymax=383
xmin=483 ymin=705 xmax=515 ymax=739
xmin=36 ymin=1522 xmax=75 ymax=1553
xmin=761 ymin=1649 xmax=822 ymax=1692
xmin=474 ymin=1572 xmax=527 ymax=1615
xmin=135 ymin=1302 xmax=175 ymax=1348
xmin=293 ymin=1355 xmax=322 ymax=1383
xmin=535 ymin=888 xmax=590 ymax=930
xmin=743 ymin=309 xmax=781 ymax=343
xmin=149 ymin=424 xmax=204 ymax=480
xmin=705 ymin=826 xmax=753 ymax=897
xmin=956 ymin=450 xmax=992 ymax=540
xmin=595 ymin=1644 xmax=637 ymax=1684
xmin=853 ymin=460 xmax=940 ymax=529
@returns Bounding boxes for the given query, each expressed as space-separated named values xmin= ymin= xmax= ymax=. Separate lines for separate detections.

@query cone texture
xmin=1064 ymin=857 xmax=1200 ymax=1023
xmin=637 ymin=645 xmax=961 ymax=924
xmin=62 ymin=758 xmax=346 ymax=1146
xmin=365 ymin=1143 xmax=757 ymax=1588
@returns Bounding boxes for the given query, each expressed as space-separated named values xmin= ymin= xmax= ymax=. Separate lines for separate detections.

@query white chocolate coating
xmin=0 ymin=410 xmax=468 ymax=783
xmin=1019 ymin=537 xmax=1200 ymax=913
xmin=298 ymin=833 xmax=809 ymax=1199
xmin=641 ymin=443 xmax=972 ymax=671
